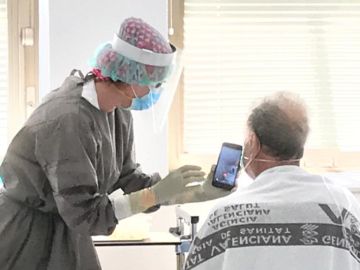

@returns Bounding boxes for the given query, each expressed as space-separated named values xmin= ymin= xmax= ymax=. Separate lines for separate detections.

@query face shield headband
xmin=111 ymin=34 xmax=176 ymax=67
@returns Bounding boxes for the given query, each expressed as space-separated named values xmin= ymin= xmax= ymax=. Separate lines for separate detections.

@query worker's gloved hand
xmin=166 ymin=165 xmax=235 ymax=205
xmin=110 ymin=166 xmax=216 ymax=221
xmin=150 ymin=165 xmax=206 ymax=205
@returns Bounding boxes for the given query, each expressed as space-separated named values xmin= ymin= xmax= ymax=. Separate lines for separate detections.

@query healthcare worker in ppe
xmin=0 ymin=17 xmax=230 ymax=270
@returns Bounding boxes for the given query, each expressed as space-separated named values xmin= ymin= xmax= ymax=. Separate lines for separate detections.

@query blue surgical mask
xmin=129 ymin=86 xmax=162 ymax=111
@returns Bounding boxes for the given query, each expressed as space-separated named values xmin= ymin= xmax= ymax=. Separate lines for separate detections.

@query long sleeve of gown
xmin=110 ymin=112 xmax=159 ymax=195
xmin=35 ymin=113 xmax=118 ymax=235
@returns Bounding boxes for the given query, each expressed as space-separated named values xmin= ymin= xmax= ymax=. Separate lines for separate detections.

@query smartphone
xmin=212 ymin=143 xmax=243 ymax=190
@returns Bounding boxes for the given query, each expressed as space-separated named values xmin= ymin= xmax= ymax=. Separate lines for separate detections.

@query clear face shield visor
xmin=109 ymin=34 xmax=182 ymax=133
xmin=129 ymin=49 xmax=183 ymax=133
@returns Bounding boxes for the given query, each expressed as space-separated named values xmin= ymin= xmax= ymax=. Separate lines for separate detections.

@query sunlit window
xmin=182 ymin=0 xmax=360 ymax=161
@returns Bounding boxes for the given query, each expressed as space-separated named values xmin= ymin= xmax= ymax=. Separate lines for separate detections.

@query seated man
xmin=184 ymin=92 xmax=360 ymax=270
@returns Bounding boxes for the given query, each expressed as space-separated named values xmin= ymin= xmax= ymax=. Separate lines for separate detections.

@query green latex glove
xmin=150 ymin=165 xmax=206 ymax=205
xmin=166 ymin=165 xmax=235 ymax=205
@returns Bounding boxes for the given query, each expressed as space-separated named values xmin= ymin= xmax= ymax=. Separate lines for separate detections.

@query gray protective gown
xmin=0 ymin=75 xmax=155 ymax=270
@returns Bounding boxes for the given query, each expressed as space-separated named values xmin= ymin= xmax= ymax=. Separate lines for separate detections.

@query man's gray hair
xmin=247 ymin=91 xmax=309 ymax=160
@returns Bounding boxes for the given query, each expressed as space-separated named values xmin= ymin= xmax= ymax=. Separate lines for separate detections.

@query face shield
xmin=144 ymin=49 xmax=183 ymax=132
xmin=89 ymin=17 xmax=179 ymax=132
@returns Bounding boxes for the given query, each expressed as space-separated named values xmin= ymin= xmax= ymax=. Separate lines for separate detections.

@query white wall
xmin=38 ymin=1 xmax=177 ymax=269
xmin=45 ymin=0 xmax=167 ymax=91
xmin=39 ymin=0 xmax=169 ymax=176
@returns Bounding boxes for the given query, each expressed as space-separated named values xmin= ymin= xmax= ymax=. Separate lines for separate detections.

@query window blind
xmin=183 ymin=0 xmax=360 ymax=154
xmin=0 ymin=0 xmax=8 ymax=158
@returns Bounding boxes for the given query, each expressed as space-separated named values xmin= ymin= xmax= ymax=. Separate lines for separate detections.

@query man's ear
xmin=248 ymin=131 xmax=261 ymax=158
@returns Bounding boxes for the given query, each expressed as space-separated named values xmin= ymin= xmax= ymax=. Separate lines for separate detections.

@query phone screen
xmin=213 ymin=143 xmax=242 ymax=190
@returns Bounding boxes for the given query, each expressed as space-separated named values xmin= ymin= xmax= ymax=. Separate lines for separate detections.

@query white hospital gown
xmin=185 ymin=165 xmax=360 ymax=270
